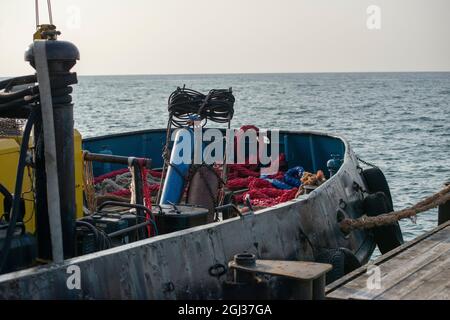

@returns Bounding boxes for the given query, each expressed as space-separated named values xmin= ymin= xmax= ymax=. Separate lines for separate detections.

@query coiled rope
xmin=340 ymin=183 xmax=450 ymax=233
xmin=156 ymin=86 xmax=235 ymax=203
xmin=167 ymin=86 xmax=235 ymax=127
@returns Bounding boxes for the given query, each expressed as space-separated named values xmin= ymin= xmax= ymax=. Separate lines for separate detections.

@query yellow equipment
xmin=0 ymin=130 xmax=84 ymax=233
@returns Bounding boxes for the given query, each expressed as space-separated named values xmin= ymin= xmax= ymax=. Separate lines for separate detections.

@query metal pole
xmin=83 ymin=152 xmax=151 ymax=167
xmin=132 ymin=162 xmax=146 ymax=239
xmin=34 ymin=40 xmax=64 ymax=263
xmin=27 ymin=38 xmax=79 ymax=261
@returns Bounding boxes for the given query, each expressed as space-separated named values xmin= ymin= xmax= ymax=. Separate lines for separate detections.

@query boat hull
xmin=0 ymin=130 xmax=374 ymax=299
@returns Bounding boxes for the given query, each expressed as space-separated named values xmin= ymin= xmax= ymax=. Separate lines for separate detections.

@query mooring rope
xmin=82 ymin=151 xmax=97 ymax=213
xmin=340 ymin=183 xmax=450 ymax=233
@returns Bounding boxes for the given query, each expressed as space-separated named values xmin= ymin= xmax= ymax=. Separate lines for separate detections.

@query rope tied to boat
xmin=340 ymin=183 xmax=450 ymax=233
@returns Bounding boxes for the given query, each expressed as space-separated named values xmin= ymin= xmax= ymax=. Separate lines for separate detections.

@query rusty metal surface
xmin=229 ymin=260 xmax=332 ymax=280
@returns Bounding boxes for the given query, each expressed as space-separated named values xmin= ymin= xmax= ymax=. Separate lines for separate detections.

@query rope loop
xmin=340 ymin=184 xmax=450 ymax=233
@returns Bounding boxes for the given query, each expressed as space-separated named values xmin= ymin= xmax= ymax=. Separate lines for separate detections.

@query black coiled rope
xmin=156 ymin=86 xmax=235 ymax=202
xmin=167 ymin=86 xmax=235 ymax=127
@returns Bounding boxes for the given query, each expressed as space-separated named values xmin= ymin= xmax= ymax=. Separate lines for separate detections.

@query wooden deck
xmin=326 ymin=220 xmax=450 ymax=300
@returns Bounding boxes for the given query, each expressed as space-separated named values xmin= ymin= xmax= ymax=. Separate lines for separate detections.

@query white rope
xmin=47 ymin=0 xmax=53 ymax=25
xmin=34 ymin=0 xmax=54 ymax=26
xmin=35 ymin=0 xmax=39 ymax=27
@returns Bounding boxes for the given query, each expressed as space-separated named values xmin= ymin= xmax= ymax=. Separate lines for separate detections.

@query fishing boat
xmin=0 ymin=7 xmax=404 ymax=300
xmin=0 ymin=127 xmax=404 ymax=299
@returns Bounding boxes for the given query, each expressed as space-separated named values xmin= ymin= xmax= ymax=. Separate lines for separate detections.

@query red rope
xmin=109 ymin=189 xmax=131 ymax=197
xmin=225 ymin=151 xmax=297 ymax=208
xmin=94 ymin=168 xmax=129 ymax=184
xmin=94 ymin=167 xmax=162 ymax=184
xmin=137 ymin=158 xmax=153 ymax=236
xmin=95 ymin=160 xmax=157 ymax=236
xmin=148 ymin=169 xmax=162 ymax=178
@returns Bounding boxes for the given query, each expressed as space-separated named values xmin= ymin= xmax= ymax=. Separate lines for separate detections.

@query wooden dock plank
xmin=326 ymin=220 xmax=450 ymax=294
xmin=345 ymin=233 xmax=450 ymax=299
xmin=326 ymin=223 xmax=450 ymax=300
xmin=428 ymin=284 xmax=450 ymax=300
xmin=377 ymin=250 xmax=450 ymax=299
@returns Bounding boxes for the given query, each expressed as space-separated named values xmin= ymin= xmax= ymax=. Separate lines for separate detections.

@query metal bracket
xmin=228 ymin=253 xmax=332 ymax=300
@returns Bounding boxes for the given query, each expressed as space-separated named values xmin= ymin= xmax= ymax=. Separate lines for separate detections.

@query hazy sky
xmin=0 ymin=0 xmax=449 ymax=76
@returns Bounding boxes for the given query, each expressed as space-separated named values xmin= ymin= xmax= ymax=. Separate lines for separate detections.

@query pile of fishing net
xmin=93 ymin=168 xmax=161 ymax=198
xmin=226 ymin=154 xmax=326 ymax=208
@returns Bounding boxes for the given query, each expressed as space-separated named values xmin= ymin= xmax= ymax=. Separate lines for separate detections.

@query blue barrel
xmin=160 ymin=128 xmax=195 ymax=205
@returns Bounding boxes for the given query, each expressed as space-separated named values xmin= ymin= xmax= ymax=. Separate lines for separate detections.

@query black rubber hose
xmin=0 ymin=96 xmax=39 ymax=115
xmin=108 ymin=219 xmax=159 ymax=239
xmin=0 ymin=86 xmax=38 ymax=102
xmin=75 ymin=220 xmax=101 ymax=252
xmin=0 ymin=184 xmax=13 ymax=204
xmin=98 ymin=201 xmax=154 ymax=217
xmin=0 ymin=107 xmax=38 ymax=273
xmin=0 ymin=105 xmax=33 ymax=119
xmin=0 ymin=75 xmax=37 ymax=91
xmin=97 ymin=201 xmax=159 ymax=236
xmin=0 ymin=87 xmax=74 ymax=117
xmin=0 ymin=73 xmax=76 ymax=93
xmin=0 ymin=86 xmax=73 ymax=104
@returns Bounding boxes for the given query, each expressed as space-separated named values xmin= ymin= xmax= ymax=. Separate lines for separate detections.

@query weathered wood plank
xmin=326 ymin=221 xmax=450 ymax=295
xmin=377 ymin=249 xmax=450 ymax=299
xmin=334 ymin=240 xmax=450 ymax=300
xmin=327 ymin=224 xmax=450 ymax=300
xmin=428 ymin=284 xmax=450 ymax=300
xmin=334 ymin=235 xmax=450 ymax=299
xmin=347 ymin=229 xmax=450 ymax=288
